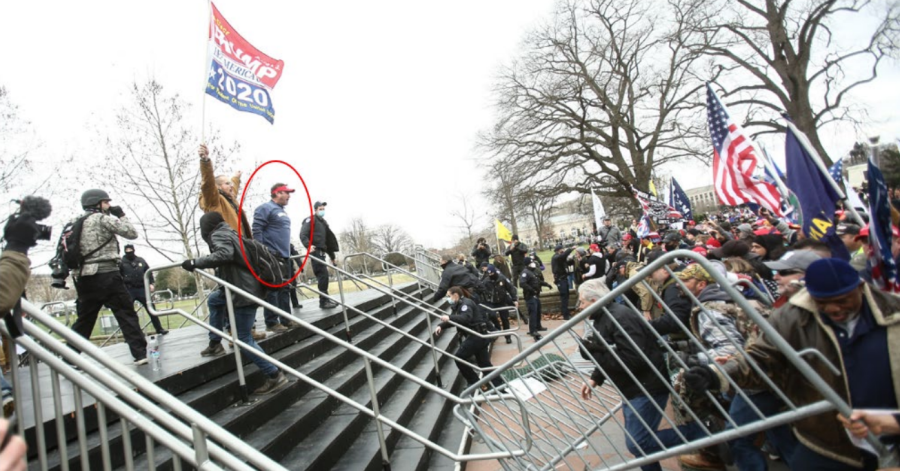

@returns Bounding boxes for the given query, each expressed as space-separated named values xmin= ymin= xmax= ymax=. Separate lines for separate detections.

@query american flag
xmin=706 ymin=84 xmax=783 ymax=216
xmin=828 ymin=158 xmax=843 ymax=184
xmin=866 ymin=156 xmax=900 ymax=293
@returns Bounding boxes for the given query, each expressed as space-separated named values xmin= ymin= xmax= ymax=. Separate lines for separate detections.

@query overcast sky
xmin=1 ymin=1 xmax=898 ymax=262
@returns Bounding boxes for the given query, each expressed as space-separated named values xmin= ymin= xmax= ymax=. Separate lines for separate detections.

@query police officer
xmin=299 ymin=201 xmax=340 ymax=309
xmin=432 ymin=254 xmax=479 ymax=302
xmin=69 ymin=189 xmax=148 ymax=365
xmin=521 ymin=256 xmax=552 ymax=340
xmin=434 ymin=286 xmax=500 ymax=389
xmin=551 ymin=244 xmax=576 ymax=320
xmin=480 ymin=264 xmax=517 ymax=344
xmin=120 ymin=244 xmax=168 ymax=335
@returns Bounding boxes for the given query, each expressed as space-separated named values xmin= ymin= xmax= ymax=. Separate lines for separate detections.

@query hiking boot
xmin=133 ymin=357 xmax=149 ymax=366
xmin=2 ymin=396 xmax=14 ymax=418
xmin=251 ymin=329 xmax=267 ymax=340
xmin=200 ymin=343 xmax=225 ymax=357
xmin=254 ymin=372 xmax=288 ymax=395
xmin=678 ymin=452 xmax=725 ymax=471
xmin=266 ymin=324 xmax=288 ymax=334
xmin=532 ymin=334 xmax=542 ymax=341
xmin=320 ymin=299 xmax=340 ymax=309
xmin=282 ymin=320 xmax=299 ymax=329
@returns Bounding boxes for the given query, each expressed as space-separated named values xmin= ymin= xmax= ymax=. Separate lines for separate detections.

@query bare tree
xmin=338 ymin=217 xmax=377 ymax=273
xmin=97 ymin=79 xmax=239 ymax=263
xmin=370 ymin=223 xmax=414 ymax=267
xmin=482 ymin=159 xmax=523 ymax=235
xmin=481 ymin=0 xmax=715 ymax=204
xmin=519 ymin=189 xmax=556 ymax=248
xmin=691 ymin=0 xmax=900 ymax=166
xmin=449 ymin=193 xmax=482 ymax=248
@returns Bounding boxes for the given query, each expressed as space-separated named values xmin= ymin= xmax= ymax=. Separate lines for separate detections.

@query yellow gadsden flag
xmin=649 ymin=179 xmax=658 ymax=198
xmin=496 ymin=219 xmax=512 ymax=242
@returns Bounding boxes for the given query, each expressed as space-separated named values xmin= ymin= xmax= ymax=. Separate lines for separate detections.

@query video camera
xmin=9 ymin=196 xmax=53 ymax=241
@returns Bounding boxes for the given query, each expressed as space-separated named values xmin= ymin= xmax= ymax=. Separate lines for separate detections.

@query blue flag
xmin=669 ymin=178 xmax=693 ymax=222
xmin=784 ymin=126 xmax=850 ymax=260
xmin=829 ymin=158 xmax=844 ymax=185
xmin=866 ymin=157 xmax=900 ymax=292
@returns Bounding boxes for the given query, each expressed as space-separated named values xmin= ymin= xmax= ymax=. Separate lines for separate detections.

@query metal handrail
xmin=144 ymin=262 xmax=533 ymax=463
xmin=343 ymin=252 xmax=438 ymax=289
xmin=16 ymin=299 xmax=289 ymax=471
xmin=98 ymin=288 xmax=179 ymax=348
xmin=39 ymin=301 xmax=73 ymax=327
xmin=464 ymin=249 xmax=892 ymax=465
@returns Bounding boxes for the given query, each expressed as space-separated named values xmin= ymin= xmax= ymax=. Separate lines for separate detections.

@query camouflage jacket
xmin=74 ymin=211 xmax=138 ymax=278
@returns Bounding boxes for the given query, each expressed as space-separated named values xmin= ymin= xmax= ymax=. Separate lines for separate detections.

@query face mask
xmin=125 ymin=252 xmax=136 ymax=260
xmin=528 ymin=263 xmax=537 ymax=269
xmin=447 ymin=297 xmax=458 ymax=306
xmin=489 ymin=273 xmax=498 ymax=280
xmin=317 ymin=210 xmax=325 ymax=218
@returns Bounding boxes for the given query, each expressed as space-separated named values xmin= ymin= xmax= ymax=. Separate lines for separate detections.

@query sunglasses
xmin=775 ymin=269 xmax=803 ymax=276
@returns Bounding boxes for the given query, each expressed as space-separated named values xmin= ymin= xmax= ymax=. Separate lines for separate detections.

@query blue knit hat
xmin=803 ymin=258 xmax=862 ymax=298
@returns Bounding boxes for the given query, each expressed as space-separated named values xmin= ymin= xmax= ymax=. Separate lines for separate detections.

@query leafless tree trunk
xmin=690 ymin=0 xmax=900 ymax=166
xmin=480 ymin=0 xmax=715 ymax=204
xmin=338 ymin=218 xmax=376 ymax=274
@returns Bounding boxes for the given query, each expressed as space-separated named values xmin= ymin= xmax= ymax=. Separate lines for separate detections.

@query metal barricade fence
xmin=455 ymin=250 xmax=894 ymax=471
xmin=11 ymin=299 xmax=288 ymax=471
xmin=414 ymin=246 xmax=442 ymax=289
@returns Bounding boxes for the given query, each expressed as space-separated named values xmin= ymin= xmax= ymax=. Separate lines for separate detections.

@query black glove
xmin=3 ymin=215 xmax=39 ymax=254
xmin=181 ymin=259 xmax=196 ymax=272
xmin=108 ymin=206 xmax=126 ymax=218
xmin=684 ymin=366 xmax=719 ymax=394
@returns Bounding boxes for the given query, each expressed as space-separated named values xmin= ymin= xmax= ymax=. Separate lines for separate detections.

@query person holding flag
xmin=862 ymin=155 xmax=900 ymax=293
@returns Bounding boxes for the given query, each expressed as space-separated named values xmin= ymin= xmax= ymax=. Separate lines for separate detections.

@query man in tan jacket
xmin=198 ymin=144 xmax=252 ymax=238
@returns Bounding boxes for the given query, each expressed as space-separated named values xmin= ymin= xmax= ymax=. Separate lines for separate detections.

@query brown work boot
xmin=251 ymin=328 xmax=268 ymax=340
xmin=678 ymin=451 xmax=725 ymax=471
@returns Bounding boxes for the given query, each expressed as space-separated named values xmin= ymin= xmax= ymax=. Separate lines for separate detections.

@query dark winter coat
xmin=432 ymin=263 xmax=479 ymax=301
xmin=504 ymin=241 xmax=529 ymax=268
xmin=520 ymin=267 xmax=551 ymax=300
xmin=194 ymin=222 xmax=267 ymax=308
xmin=480 ymin=272 xmax=517 ymax=306
xmin=299 ymin=215 xmax=340 ymax=261
xmin=120 ymin=255 xmax=153 ymax=289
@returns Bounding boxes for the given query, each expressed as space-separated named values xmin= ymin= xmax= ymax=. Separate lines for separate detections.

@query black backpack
xmin=237 ymin=237 xmax=287 ymax=287
xmin=56 ymin=213 xmax=113 ymax=271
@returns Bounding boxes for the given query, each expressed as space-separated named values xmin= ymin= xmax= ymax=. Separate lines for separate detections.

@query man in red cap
xmin=252 ymin=183 xmax=298 ymax=333
xmin=580 ymin=243 xmax=606 ymax=281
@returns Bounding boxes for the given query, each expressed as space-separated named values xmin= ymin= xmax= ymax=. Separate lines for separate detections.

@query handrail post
xmin=192 ymin=423 xmax=210 ymax=467
xmin=224 ymin=286 xmax=250 ymax=404
xmin=423 ymin=302 xmax=443 ymax=388
xmin=364 ymin=358 xmax=392 ymax=470
xmin=386 ymin=268 xmax=397 ymax=315
xmin=336 ymin=269 xmax=351 ymax=342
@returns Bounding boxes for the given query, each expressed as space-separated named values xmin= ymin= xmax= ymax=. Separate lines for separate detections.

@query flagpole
xmin=200 ymin=0 xmax=212 ymax=145
xmin=784 ymin=121 xmax=866 ymax=227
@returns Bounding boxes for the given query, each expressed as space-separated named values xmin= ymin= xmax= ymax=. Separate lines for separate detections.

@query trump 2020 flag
xmin=206 ymin=3 xmax=283 ymax=124
xmin=669 ymin=178 xmax=693 ymax=222
xmin=637 ymin=215 xmax=651 ymax=239
xmin=784 ymin=125 xmax=850 ymax=260
xmin=866 ymin=157 xmax=900 ymax=293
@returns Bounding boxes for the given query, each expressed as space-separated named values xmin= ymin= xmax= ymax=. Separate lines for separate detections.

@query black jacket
xmin=504 ymin=241 xmax=529 ymax=268
xmin=551 ymin=248 xmax=575 ymax=283
xmin=582 ymin=254 xmax=607 ymax=280
xmin=520 ymin=267 xmax=551 ymax=300
xmin=432 ymin=263 xmax=478 ymax=301
xmin=439 ymin=297 xmax=488 ymax=331
xmin=120 ymin=255 xmax=153 ymax=289
xmin=648 ymin=278 xmax=693 ymax=336
xmin=194 ymin=222 xmax=267 ymax=308
xmin=586 ymin=303 xmax=668 ymax=399
xmin=480 ymin=272 xmax=517 ymax=305
xmin=470 ymin=244 xmax=492 ymax=266
xmin=299 ymin=215 xmax=340 ymax=260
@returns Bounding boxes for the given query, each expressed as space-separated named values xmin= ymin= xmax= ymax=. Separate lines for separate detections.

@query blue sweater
xmin=252 ymin=201 xmax=291 ymax=257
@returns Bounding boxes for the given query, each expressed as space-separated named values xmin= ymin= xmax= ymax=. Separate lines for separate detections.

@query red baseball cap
xmin=855 ymin=225 xmax=870 ymax=242
xmin=589 ymin=244 xmax=601 ymax=252
xmin=271 ymin=185 xmax=296 ymax=195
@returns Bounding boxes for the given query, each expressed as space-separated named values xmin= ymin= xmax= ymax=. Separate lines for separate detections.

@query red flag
xmin=210 ymin=3 xmax=284 ymax=89
xmin=706 ymin=85 xmax=783 ymax=216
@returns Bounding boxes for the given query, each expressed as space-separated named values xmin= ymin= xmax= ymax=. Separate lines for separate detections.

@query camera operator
xmin=67 ymin=190 xmax=148 ymax=365
xmin=470 ymin=237 xmax=492 ymax=267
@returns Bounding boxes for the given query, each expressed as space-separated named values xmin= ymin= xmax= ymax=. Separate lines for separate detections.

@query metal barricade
xmin=144 ymin=261 xmax=534 ymax=463
xmin=12 ymin=299 xmax=288 ymax=471
xmin=414 ymin=246 xmax=442 ymax=289
xmin=455 ymin=250 xmax=895 ymax=470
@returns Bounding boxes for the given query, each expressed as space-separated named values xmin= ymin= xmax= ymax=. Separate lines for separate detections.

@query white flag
xmin=844 ymin=178 xmax=868 ymax=215
xmin=591 ymin=189 xmax=606 ymax=228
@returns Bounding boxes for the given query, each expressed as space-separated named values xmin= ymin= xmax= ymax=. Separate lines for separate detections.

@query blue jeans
xmin=623 ymin=393 xmax=702 ymax=471
xmin=727 ymin=392 xmax=798 ymax=471
xmin=264 ymin=289 xmax=290 ymax=327
xmin=0 ymin=372 xmax=11 ymax=399
xmin=207 ymin=289 xmax=227 ymax=343
xmin=567 ymin=273 xmax=575 ymax=290
xmin=233 ymin=304 xmax=278 ymax=377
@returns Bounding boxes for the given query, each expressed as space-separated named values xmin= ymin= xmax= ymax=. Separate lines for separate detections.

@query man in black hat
xmin=551 ymin=244 xmax=576 ymax=320
xmin=299 ymin=201 xmax=341 ymax=309
xmin=504 ymin=234 xmax=528 ymax=288
xmin=120 ymin=244 xmax=168 ymax=335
